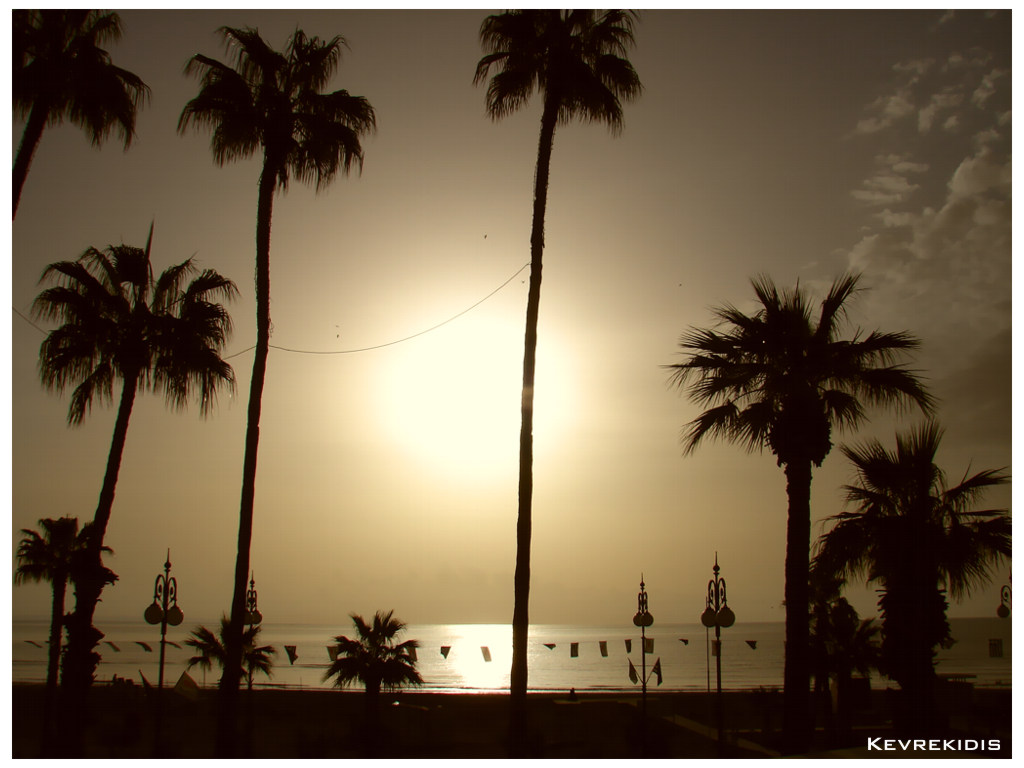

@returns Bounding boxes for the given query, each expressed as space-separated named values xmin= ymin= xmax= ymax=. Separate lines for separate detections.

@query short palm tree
xmin=813 ymin=423 xmax=1010 ymax=733
xmin=809 ymin=582 xmax=880 ymax=735
xmin=666 ymin=273 xmax=932 ymax=752
xmin=324 ymin=611 xmax=422 ymax=700
xmin=12 ymin=10 xmax=149 ymax=218
xmin=179 ymin=30 xmax=375 ymax=749
xmin=474 ymin=11 xmax=642 ymax=741
xmin=186 ymin=616 xmax=276 ymax=690
xmin=32 ymin=226 xmax=236 ymax=712
xmin=14 ymin=517 xmax=102 ymax=749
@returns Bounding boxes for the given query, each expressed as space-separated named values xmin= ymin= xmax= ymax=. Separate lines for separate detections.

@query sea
xmin=11 ymin=618 xmax=1011 ymax=694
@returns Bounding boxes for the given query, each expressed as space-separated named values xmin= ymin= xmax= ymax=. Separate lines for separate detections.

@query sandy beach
xmin=11 ymin=682 xmax=1011 ymax=758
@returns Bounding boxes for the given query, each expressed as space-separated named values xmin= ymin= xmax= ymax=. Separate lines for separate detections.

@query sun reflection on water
xmin=441 ymin=624 xmax=511 ymax=690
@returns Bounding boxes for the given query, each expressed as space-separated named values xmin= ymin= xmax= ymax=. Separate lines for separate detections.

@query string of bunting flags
xmin=296 ymin=635 xmax=761 ymax=670
xmin=20 ymin=635 xmax=760 ymax=666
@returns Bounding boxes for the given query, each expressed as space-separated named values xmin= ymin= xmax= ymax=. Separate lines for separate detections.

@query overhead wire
xmin=15 ymin=260 xmax=532 ymax=360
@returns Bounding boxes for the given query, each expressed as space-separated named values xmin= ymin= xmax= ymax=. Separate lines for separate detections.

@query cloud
xmin=844 ymin=35 xmax=1010 ymax=418
xmin=947 ymin=144 xmax=1011 ymax=197
xmin=971 ymin=68 xmax=1007 ymax=107
xmin=852 ymin=47 xmax=1008 ymax=141
xmin=918 ymin=90 xmax=964 ymax=133
xmin=851 ymin=174 xmax=919 ymax=206
xmin=845 ymin=142 xmax=1010 ymax=381
xmin=851 ymin=154 xmax=929 ymax=207
xmin=854 ymin=90 xmax=916 ymax=134
xmin=893 ymin=59 xmax=934 ymax=78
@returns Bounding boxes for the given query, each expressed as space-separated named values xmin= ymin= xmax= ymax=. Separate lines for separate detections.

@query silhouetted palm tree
xmin=15 ymin=517 xmax=103 ymax=750
xmin=474 ymin=11 xmax=642 ymax=743
xmin=186 ymin=616 xmax=276 ymax=690
xmin=814 ymin=423 xmax=1010 ymax=733
xmin=179 ymin=30 xmax=375 ymax=752
xmin=324 ymin=611 xmax=420 ymax=756
xmin=666 ymin=273 xmax=932 ymax=752
xmin=12 ymin=10 xmax=149 ymax=219
xmin=325 ymin=611 xmax=421 ymax=722
xmin=32 ymin=226 xmax=236 ymax=748
xmin=809 ymin=574 xmax=880 ymax=737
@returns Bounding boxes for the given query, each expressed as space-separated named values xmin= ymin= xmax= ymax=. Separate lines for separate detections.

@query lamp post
xmin=632 ymin=577 xmax=654 ymax=713
xmin=144 ymin=550 xmax=183 ymax=756
xmin=632 ymin=576 xmax=654 ymax=756
xmin=144 ymin=550 xmax=184 ymax=688
xmin=997 ymin=575 xmax=1011 ymax=618
xmin=246 ymin=572 xmax=262 ymax=627
xmin=700 ymin=554 xmax=734 ymax=751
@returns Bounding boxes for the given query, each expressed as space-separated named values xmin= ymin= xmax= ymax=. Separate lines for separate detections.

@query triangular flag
xmin=166 ymin=641 xmax=181 ymax=649
xmin=407 ymin=647 xmax=418 ymax=662
xmin=745 ymin=640 xmax=757 ymax=650
xmin=327 ymin=645 xmax=339 ymax=662
xmin=644 ymin=638 xmax=654 ymax=654
xmin=625 ymin=639 xmax=632 ymax=653
xmin=24 ymin=640 xmax=42 ymax=648
xmin=481 ymin=646 xmax=492 ymax=662
xmin=679 ymin=638 xmax=689 ymax=645
xmin=136 ymin=641 xmax=153 ymax=652
xmin=139 ymin=670 xmax=153 ymax=690
xmin=284 ymin=645 xmax=298 ymax=664
xmin=628 ymin=659 xmax=639 ymax=684
xmin=570 ymin=642 xmax=579 ymax=658
xmin=599 ymin=641 xmax=608 ymax=657
xmin=544 ymin=643 xmax=556 ymax=650
xmin=105 ymin=641 xmax=121 ymax=652
xmin=173 ymin=671 xmax=201 ymax=701
xmin=652 ymin=658 xmax=663 ymax=686
xmin=440 ymin=646 xmax=451 ymax=659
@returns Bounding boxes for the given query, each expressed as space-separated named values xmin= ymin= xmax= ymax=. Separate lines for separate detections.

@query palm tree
xmin=178 ymin=30 xmax=375 ymax=752
xmin=665 ymin=273 xmax=932 ymax=752
xmin=325 ymin=611 xmax=420 ymax=756
xmin=12 ymin=10 xmax=149 ymax=219
xmin=813 ymin=423 xmax=1010 ymax=733
xmin=32 ymin=226 xmax=236 ymax=735
xmin=324 ymin=610 xmax=422 ymax=732
xmin=809 ymin=571 xmax=880 ymax=737
xmin=185 ymin=616 xmax=276 ymax=690
xmin=14 ymin=517 xmax=100 ymax=750
xmin=473 ymin=11 xmax=642 ymax=742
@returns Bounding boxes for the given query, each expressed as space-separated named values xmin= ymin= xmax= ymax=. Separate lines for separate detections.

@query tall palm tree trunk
xmin=13 ymin=100 xmax=49 ymax=219
xmin=781 ymin=458 xmax=812 ymax=754
xmin=45 ymin=574 xmax=65 ymax=695
xmin=509 ymin=93 xmax=559 ymax=756
xmin=217 ymin=156 xmax=276 ymax=758
xmin=60 ymin=369 xmax=139 ymax=755
xmin=882 ymin=572 xmax=946 ymax=734
xmin=40 ymin=571 xmax=66 ymax=754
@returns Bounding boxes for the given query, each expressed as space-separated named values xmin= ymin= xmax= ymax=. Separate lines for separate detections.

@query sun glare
xmin=444 ymin=624 xmax=511 ymax=690
xmin=376 ymin=313 xmax=575 ymax=484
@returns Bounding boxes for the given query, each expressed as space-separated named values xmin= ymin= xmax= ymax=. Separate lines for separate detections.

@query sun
xmin=375 ymin=311 xmax=575 ymax=485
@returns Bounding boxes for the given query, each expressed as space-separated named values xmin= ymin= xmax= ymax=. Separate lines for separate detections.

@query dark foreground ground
xmin=11 ymin=683 xmax=1012 ymax=758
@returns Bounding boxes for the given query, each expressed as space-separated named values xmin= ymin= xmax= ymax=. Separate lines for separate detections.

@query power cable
xmin=16 ymin=260 xmax=532 ymax=360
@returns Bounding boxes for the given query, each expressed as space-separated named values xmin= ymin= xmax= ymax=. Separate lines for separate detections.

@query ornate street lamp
xmin=144 ymin=550 xmax=184 ymax=689
xmin=630 ymin=576 xmax=656 ymax=757
xmin=245 ymin=572 xmax=262 ymax=626
xmin=700 ymin=554 xmax=734 ymax=751
xmin=632 ymin=576 xmax=655 ymax=713
xmin=144 ymin=550 xmax=183 ymax=756
xmin=997 ymin=575 xmax=1011 ymax=618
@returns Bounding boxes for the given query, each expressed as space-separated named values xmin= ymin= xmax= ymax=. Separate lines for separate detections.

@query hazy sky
xmin=10 ymin=9 xmax=1012 ymax=630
